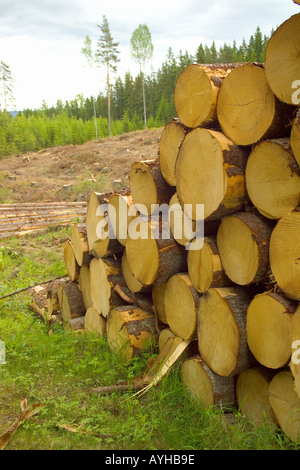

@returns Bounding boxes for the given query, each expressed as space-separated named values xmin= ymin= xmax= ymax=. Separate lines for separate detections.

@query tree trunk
xmin=268 ymin=370 xmax=300 ymax=443
xmin=265 ymin=13 xmax=300 ymax=105
xmin=246 ymin=291 xmax=297 ymax=369
xmin=107 ymin=305 xmax=157 ymax=362
xmin=197 ymin=287 xmax=255 ymax=377
xmin=245 ymin=138 xmax=300 ymax=219
xmin=84 ymin=306 xmax=106 ymax=337
xmin=57 ymin=281 xmax=86 ymax=322
xmin=86 ymin=191 xmax=123 ymax=258
xmin=71 ymin=223 xmax=91 ymax=266
xmin=164 ymin=273 xmax=201 ymax=340
xmin=64 ymin=240 xmax=80 ymax=282
xmin=236 ymin=366 xmax=277 ymax=427
xmin=78 ymin=265 xmax=93 ymax=310
xmin=108 ymin=192 xmax=137 ymax=247
xmin=176 ymin=128 xmax=249 ymax=221
xmin=217 ymin=63 xmax=295 ymax=145
xmin=174 ymin=63 xmax=236 ymax=128
xmin=216 ymin=211 xmax=274 ymax=286
xmin=129 ymin=160 xmax=175 ymax=216
xmin=187 ymin=236 xmax=231 ymax=293
xmin=269 ymin=210 xmax=300 ymax=301
xmin=181 ymin=355 xmax=236 ymax=408
xmin=125 ymin=216 xmax=187 ymax=286
xmin=158 ymin=118 xmax=189 ymax=186
xmin=46 ymin=278 xmax=68 ymax=317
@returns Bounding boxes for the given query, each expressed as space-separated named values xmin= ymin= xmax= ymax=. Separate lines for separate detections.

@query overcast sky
xmin=0 ymin=0 xmax=298 ymax=111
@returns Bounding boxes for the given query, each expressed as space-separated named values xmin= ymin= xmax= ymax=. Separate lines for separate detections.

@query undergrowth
xmin=0 ymin=227 xmax=299 ymax=450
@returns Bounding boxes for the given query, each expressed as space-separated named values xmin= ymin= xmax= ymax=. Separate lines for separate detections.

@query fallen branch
xmin=0 ymin=274 xmax=68 ymax=301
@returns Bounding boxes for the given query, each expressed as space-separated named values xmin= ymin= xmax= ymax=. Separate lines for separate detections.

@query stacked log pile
xmin=34 ymin=11 xmax=300 ymax=443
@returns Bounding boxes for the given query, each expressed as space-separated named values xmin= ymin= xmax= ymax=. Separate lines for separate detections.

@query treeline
xmin=0 ymin=26 xmax=272 ymax=157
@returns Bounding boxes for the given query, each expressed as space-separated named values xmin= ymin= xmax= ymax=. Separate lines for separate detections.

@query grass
xmin=0 ymin=227 xmax=299 ymax=451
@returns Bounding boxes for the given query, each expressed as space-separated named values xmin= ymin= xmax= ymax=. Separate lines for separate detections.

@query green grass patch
xmin=0 ymin=227 xmax=299 ymax=450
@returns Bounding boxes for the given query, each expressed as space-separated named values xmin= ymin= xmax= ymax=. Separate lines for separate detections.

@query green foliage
xmin=0 ymin=229 xmax=299 ymax=450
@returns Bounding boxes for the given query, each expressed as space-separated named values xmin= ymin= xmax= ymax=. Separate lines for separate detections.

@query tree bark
xmin=57 ymin=281 xmax=86 ymax=322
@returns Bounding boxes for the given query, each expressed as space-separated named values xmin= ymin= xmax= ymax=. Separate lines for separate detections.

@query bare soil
xmin=0 ymin=128 xmax=164 ymax=203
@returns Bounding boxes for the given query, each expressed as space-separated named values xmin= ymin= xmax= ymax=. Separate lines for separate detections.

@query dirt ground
xmin=0 ymin=127 xmax=164 ymax=203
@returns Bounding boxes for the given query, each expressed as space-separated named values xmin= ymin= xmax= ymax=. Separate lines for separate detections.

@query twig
xmin=0 ymin=274 xmax=68 ymax=301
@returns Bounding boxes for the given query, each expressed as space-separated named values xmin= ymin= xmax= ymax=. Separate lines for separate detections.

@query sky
xmin=0 ymin=0 xmax=299 ymax=111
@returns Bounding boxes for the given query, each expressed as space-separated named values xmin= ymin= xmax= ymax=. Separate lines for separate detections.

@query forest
xmin=0 ymin=26 xmax=271 ymax=157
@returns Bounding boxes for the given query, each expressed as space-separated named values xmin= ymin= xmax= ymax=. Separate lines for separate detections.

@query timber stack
xmin=32 ymin=11 xmax=300 ymax=443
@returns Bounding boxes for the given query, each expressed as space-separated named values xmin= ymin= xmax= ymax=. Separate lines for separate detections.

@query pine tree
xmin=0 ymin=61 xmax=15 ymax=119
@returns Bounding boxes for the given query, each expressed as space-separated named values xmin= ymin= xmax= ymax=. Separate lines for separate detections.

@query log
xmin=290 ymin=304 xmax=300 ymax=400
xmin=158 ymin=328 xmax=176 ymax=351
xmin=268 ymin=370 xmax=300 ymax=443
xmin=245 ymin=138 xmax=300 ymax=219
xmin=265 ymin=13 xmax=300 ymax=105
xmin=175 ymin=128 xmax=249 ymax=221
xmin=107 ymin=305 xmax=157 ymax=362
xmin=168 ymin=193 xmax=198 ymax=247
xmin=89 ymin=257 xmax=124 ymax=318
xmin=31 ymin=285 xmax=47 ymax=320
xmin=235 ymin=367 xmax=277 ymax=427
xmin=64 ymin=316 xmax=85 ymax=332
xmin=290 ymin=110 xmax=300 ymax=166
xmin=174 ymin=63 xmax=234 ymax=128
xmin=187 ymin=236 xmax=231 ymax=293
xmin=78 ymin=265 xmax=93 ymax=310
xmin=121 ymin=250 xmax=151 ymax=294
xmin=125 ymin=216 xmax=187 ymax=286
xmin=164 ymin=273 xmax=201 ymax=340
xmin=216 ymin=63 xmax=294 ymax=146
xmin=84 ymin=306 xmax=106 ymax=337
xmin=71 ymin=223 xmax=91 ymax=266
xmin=57 ymin=281 xmax=86 ymax=322
xmin=64 ymin=240 xmax=80 ymax=282
xmin=107 ymin=193 xmax=137 ymax=247
xmin=129 ymin=160 xmax=175 ymax=216
xmin=181 ymin=355 xmax=236 ymax=408
xmin=86 ymin=191 xmax=123 ymax=258
xmin=197 ymin=287 xmax=255 ymax=377
xmin=246 ymin=291 xmax=297 ymax=369
xmin=46 ymin=278 xmax=68 ymax=317
xmin=269 ymin=210 xmax=300 ymax=300
xmin=152 ymin=281 xmax=168 ymax=325
xmin=158 ymin=118 xmax=189 ymax=186
xmin=216 ymin=212 xmax=273 ymax=285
